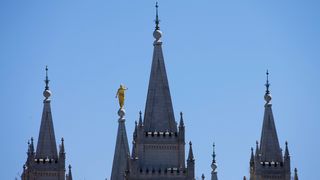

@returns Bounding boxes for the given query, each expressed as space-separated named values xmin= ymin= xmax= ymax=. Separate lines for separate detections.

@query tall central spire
xmin=35 ymin=66 xmax=58 ymax=159
xmin=259 ymin=71 xmax=282 ymax=162
xmin=143 ymin=3 xmax=177 ymax=132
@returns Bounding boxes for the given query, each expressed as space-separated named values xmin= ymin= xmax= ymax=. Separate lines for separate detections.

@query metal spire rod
xmin=265 ymin=70 xmax=270 ymax=94
xmin=155 ymin=2 xmax=160 ymax=30
xmin=45 ymin=66 xmax=50 ymax=90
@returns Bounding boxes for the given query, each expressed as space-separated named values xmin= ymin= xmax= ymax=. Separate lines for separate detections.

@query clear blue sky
xmin=1 ymin=0 xmax=319 ymax=179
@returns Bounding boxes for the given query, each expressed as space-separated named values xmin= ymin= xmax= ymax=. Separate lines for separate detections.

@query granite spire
xmin=111 ymin=108 xmax=130 ymax=180
xmin=35 ymin=66 xmax=58 ymax=159
xmin=22 ymin=66 xmax=69 ymax=180
xmin=143 ymin=2 xmax=177 ymax=132
xmin=259 ymin=71 xmax=282 ymax=162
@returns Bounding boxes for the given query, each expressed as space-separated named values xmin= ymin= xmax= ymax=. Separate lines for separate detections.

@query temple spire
xmin=35 ymin=66 xmax=58 ymax=159
xmin=111 ymin=108 xmax=130 ymax=180
xmin=155 ymin=2 xmax=160 ymax=30
xmin=259 ymin=71 xmax=282 ymax=162
xmin=144 ymin=3 xmax=176 ymax=132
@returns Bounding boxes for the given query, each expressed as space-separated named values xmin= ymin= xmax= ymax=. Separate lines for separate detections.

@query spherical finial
xmin=118 ymin=108 xmax=126 ymax=117
xmin=43 ymin=89 xmax=52 ymax=99
xmin=264 ymin=93 xmax=272 ymax=103
xmin=153 ymin=29 xmax=162 ymax=40
xmin=211 ymin=163 xmax=217 ymax=171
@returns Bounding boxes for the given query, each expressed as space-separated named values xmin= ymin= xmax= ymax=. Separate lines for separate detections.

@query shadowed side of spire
xmin=35 ymin=66 xmax=58 ymax=159
xmin=259 ymin=71 xmax=282 ymax=162
xmin=143 ymin=3 xmax=177 ymax=132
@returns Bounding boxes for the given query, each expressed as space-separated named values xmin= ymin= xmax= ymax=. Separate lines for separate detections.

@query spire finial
xmin=155 ymin=2 xmax=160 ymax=30
xmin=43 ymin=66 xmax=52 ymax=100
xmin=264 ymin=70 xmax=272 ymax=104
xmin=212 ymin=143 xmax=216 ymax=163
xmin=265 ymin=70 xmax=270 ymax=94
xmin=45 ymin=66 xmax=49 ymax=90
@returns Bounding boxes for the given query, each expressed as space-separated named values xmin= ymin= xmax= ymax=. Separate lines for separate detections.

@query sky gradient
xmin=1 ymin=0 xmax=319 ymax=179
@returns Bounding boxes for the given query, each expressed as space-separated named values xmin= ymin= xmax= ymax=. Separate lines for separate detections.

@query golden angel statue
xmin=116 ymin=84 xmax=128 ymax=109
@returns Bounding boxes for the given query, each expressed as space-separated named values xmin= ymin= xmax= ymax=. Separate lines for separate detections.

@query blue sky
xmin=1 ymin=0 xmax=319 ymax=179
